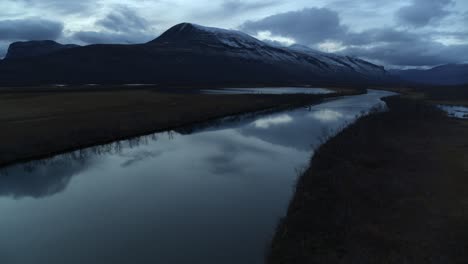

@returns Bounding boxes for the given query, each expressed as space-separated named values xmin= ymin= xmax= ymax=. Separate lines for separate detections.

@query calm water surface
xmin=201 ymin=87 xmax=332 ymax=94
xmin=438 ymin=105 xmax=468 ymax=119
xmin=0 ymin=90 xmax=394 ymax=264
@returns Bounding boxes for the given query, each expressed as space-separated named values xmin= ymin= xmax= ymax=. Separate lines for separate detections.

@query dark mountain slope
xmin=391 ymin=64 xmax=468 ymax=85
xmin=5 ymin=40 xmax=79 ymax=60
xmin=0 ymin=23 xmax=388 ymax=86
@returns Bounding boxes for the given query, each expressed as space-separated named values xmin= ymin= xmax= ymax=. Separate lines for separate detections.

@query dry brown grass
xmin=269 ymin=97 xmax=468 ymax=264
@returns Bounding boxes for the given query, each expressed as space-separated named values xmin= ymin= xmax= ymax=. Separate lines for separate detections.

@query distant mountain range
xmin=0 ymin=23 xmax=388 ymax=86
xmin=390 ymin=64 xmax=468 ymax=85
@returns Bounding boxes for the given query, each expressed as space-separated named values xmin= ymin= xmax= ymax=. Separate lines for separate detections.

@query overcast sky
xmin=0 ymin=0 xmax=467 ymax=68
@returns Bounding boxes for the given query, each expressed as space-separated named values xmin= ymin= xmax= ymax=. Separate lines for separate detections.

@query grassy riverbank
xmin=0 ymin=87 xmax=359 ymax=168
xmin=269 ymin=96 xmax=468 ymax=263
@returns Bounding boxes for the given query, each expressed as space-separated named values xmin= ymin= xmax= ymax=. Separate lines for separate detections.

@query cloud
xmin=342 ymin=27 xmax=419 ymax=45
xmin=0 ymin=42 xmax=8 ymax=58
xmin=186 ymin=0 xmax=279 ymax=23
xmin=97 ymin=6 xmax=149 ymax=33
xmin=72 ymin=6 xmax=155 ymax=44
xmin=221 ymin=0 xmax=277 ymax=12
xmin=16 ymin=0 xmax=94 ymax=14
xmin=0 ymin=18 xmax=63 ymax=41
xmin=73 ymin=31 xmax=153 ymax=44
xmin=238 ymin=5 xmax=468 ymax=67
xmin=240 ymin=8 xmax=347 ymax=45
xmin=396 ymin=0 xmax=454 ymax=27
xmin=339 ymin=26 xmax=468 ymax=66
xmin=340 ymin=25 xmax=468 ymax=66
xmin=341 ymin=36 xmax=468 ymax=67
xmin=0 ymin=0 xmax=467 ymax=67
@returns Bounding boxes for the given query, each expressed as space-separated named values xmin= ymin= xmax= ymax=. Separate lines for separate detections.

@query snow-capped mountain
xmin=150 ymin=23 xmax=301 ymax=62
xmin=149 ymin=23 xmax=385 ymax=77
xmin=0 ymin=23 xmax=387 ymax=86
xmin=288 ymin=44 xmax=385 ymax=76
xmin=150 ymin=23 xmax=268 ymax=50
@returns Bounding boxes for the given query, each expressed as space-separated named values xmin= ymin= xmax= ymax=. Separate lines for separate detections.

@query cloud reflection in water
xmin=253 ymin=114 xmax=293 ymax=129
xmin=0 ymin=90 xmax=396 ymax=264
xmin=310 ymin=109 xmax=344 ymax=121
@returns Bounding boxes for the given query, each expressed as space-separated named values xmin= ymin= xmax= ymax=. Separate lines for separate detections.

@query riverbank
xmin=0 ymin=87 xmax=359 ymax=168
xmin=268 ymin=96 xmax=468 ymax=263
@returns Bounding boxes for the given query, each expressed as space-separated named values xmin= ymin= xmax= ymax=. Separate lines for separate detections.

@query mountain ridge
xmin=5 ymin=40 xmax=79 ymax=60
xmin=0 ymin=23 xmax=388 ymax=86
xmin=390 ymin=64 xmax=468 ymax=85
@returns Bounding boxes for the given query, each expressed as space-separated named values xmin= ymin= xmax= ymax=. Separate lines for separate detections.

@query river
xmin=0 ymin=90 xmax=394 ymax=264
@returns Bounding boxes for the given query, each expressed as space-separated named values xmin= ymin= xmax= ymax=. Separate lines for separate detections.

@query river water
xmin=201 ymin=87 xmax=332 ymax=95
xmin=0 ymin=90 xmax=394 ymax=264
xmin=438 ymin=105 xmax=468 ymax=119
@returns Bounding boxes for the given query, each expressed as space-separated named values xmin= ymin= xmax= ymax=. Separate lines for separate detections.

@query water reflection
xmin=253 ymin=114 xmax=293 ymax=128
xmin=0 ymin=134 xmax=162 ymax=199
xmin=201 ymin=87 xmax=332 ymax=95
xmin=438 ymin=105 xmax=468 ymax=119
xmin=311 ymin=109 xmax=344 ymax=121
xmin=0 ymin=109 xmax=289 ymax=200
xmin=239 ymin=94 xmax=388 ymax=151
xmin=0 ymin=158 xmax=90 ymax=199
xmin=120 ymin=150 xmax=163 ymax=168
xmin=0 ymin=90 xmax=395 ymax=264
xmin=175 ymin=108 xmax=281 ymax=134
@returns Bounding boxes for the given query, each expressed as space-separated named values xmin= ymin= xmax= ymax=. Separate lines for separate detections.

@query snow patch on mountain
xmin=147 ymin=23 xmax=384 ymax=78
xmin=288 ymin=44 xmax=385 ymax=75
xmin=190 ymin=24 xmax=267 ymax=49
xmin=181 ymin=24 xmax=385 ymax=75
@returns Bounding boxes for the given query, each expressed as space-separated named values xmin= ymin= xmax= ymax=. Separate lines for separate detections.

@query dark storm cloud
xmin=396 ymin=0 xmax=454 ymax=27
xmin=239 ymin=5 xmax=468 ymax=67
xmin=72 ymin=6 xmax=154 ymax=45
xmin=0 ymin=18 xmax=63 ymax=41
xmin=241 ymin=8 xmax=347 ymax=45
